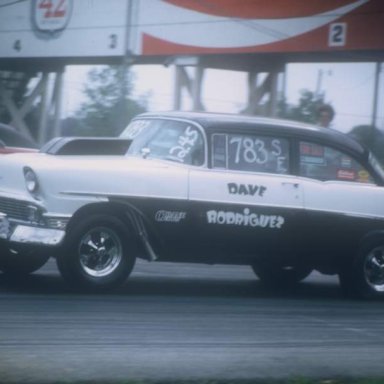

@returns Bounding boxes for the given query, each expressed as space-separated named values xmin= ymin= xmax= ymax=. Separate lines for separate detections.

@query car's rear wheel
xmin=57 ymin=214 xmax=136 ymax=291
xmin=0 ymin=245 xmax=49 ymax=276
xmin=339 ymin=240 xmax=384 ymax=298
xmin=252 ymin=263 xmax=312 ymax=287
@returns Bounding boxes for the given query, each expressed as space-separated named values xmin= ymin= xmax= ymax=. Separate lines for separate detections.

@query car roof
xmin=137 ymin=111 xmax=366 ymax=157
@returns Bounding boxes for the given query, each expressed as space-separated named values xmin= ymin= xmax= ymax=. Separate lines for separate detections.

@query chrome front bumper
xmin=0 ymin=213 xmax=65 ymax=246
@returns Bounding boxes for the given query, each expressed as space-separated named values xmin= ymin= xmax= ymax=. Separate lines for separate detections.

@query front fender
xmin=67 ymin=200 xmax=162 ymax=261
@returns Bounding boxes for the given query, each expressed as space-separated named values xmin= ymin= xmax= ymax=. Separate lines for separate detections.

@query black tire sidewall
xmin=252 ymin=263 xmax=312 ymax=286
xmin=0 ymin=244 xmax=49 ymax=275
xmin=57 ymin=214 xmax=136 ymax=290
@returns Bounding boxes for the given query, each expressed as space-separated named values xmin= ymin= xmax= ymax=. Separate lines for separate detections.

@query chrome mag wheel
xmin=363 ymin=246 xmax=384 ymax=292
xmin=78 ymin=226 xmax=123 ymax=278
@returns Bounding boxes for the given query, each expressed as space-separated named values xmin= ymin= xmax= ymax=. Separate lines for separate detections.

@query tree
xmin=278 ymin=89 xmax=331 ymax=126
xmin=348 ymin=125 xmax=384 ymax=165
xmin=74 ymin=65 xmax=147 ymax=136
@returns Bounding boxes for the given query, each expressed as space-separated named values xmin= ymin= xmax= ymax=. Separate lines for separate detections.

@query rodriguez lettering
xmin=206 ymin=208 xmax=284 ymax=229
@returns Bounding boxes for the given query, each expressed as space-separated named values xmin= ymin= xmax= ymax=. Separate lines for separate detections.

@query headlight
xmin=23 ymin=167 xmax=39 ymax=194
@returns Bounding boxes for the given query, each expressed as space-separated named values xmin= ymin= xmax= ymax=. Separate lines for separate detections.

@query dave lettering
xmin=228 ymin=182 xmax=267 ymax=197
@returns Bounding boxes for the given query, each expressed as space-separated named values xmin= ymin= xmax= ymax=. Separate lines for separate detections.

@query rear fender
xmin=359 ymin=230 xmax=384 ymax=250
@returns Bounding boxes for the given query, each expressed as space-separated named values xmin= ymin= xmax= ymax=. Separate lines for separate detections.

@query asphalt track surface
xmin=1 ymin=259 xmax=384 ymax=383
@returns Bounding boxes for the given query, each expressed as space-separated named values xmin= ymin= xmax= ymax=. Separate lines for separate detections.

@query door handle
xmin=281 ymin=182 xmax=299 ymax=188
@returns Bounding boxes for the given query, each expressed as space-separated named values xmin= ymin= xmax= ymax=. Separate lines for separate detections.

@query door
xmin=188 ymin=132 xmax=305 ymax=263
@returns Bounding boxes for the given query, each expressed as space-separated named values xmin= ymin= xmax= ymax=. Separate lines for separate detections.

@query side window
xmin=299 ymin=141 xmax=374 ymax=183
xmin=125 ymin=119 xmax=205 ymax=166
xmin=212 ymin=133 xmax=289 ymax=174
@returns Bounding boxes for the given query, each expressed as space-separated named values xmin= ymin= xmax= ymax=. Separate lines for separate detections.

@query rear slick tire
xmin=339 ymin=240 xmax=384 ymax=299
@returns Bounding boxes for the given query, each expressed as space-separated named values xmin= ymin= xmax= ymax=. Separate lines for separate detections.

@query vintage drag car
xmin=1 ymin=112 xmax=384 ymax=297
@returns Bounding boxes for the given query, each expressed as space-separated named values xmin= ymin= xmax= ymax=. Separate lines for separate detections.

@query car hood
xmin=0 ymin=147 xmax=38 ymax=154
xmin=0 ymin=152 xmax=178 ymax=172
xmin=0 ymin=152 xmax=189 ymax=202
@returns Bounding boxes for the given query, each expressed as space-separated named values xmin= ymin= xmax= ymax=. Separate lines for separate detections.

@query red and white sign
xmin=0 ymin=0 xmax=127 ymax=58
xmin=0 ymin=0 xmax=382 ymax=60
xmin=132 ymin=0 xmax=384 ymax=56
xmin=33 ymin=0 xmax=73 ymax=32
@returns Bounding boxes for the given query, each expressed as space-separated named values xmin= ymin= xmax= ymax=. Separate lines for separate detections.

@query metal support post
xmin=37 ymin=72 xmax=50 ymax=145
xmin=52 ymin=67 xmax=65 ymax=138
xmin=172 ymin=57 xmax=205 ymax=111
xmin=192 ymin=66 xmax=204 ymax=111
xmin=243 ymin=66 xmax=283 ymax=117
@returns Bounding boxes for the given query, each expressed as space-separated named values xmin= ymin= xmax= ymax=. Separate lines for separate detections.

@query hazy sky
xmin=63 ymin=62 xmax=383 ymax=134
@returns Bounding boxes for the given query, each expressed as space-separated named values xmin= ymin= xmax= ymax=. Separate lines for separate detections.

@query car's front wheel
xmin=252 ymin=263 xmax=312 ymax=287
xmin=339 ymin=240 xmax=384 ymax=298
xmin=57 ymin=214 xmax=136 ymax=291
xmin=0 ymin=246 xmax=49 ymax=276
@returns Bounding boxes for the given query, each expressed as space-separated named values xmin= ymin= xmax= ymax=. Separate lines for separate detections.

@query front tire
xmin=0 ymin=245 xmax=49 ymax=276
xmin=57 ymin=214 xmax=136 ymax=291
xmin=252 ymin=263 xmax=312 ymax=287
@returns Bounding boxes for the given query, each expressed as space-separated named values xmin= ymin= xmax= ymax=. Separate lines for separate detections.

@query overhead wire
xmin=0 ymin=0 xmax=28 ymax=9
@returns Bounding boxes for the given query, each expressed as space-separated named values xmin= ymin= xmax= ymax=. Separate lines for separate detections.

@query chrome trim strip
xmin=60 ymin=191 xmax=186 ymax=201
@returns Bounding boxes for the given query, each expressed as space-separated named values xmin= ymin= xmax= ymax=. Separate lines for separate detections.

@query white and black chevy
xmin=0 ymin=112 xmax=384 ymax=298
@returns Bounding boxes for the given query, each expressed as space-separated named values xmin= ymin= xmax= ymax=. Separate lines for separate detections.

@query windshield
xmin=120 ymin=119 xmax=205 ymax=166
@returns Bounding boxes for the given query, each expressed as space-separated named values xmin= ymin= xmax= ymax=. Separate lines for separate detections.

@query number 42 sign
xmin=33 ymin=0 xmax=73 ymax=32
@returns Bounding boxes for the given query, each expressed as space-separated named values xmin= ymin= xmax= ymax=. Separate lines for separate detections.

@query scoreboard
xmin=0 ymin=0 xmax=383 ymax=61
xmin=0 ymin=0 xmax=127 ymax=59
xmin=133 ymin=0 xmax=384 ymax=56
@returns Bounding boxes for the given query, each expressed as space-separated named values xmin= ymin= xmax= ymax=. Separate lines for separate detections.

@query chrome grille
xmin=0 ymin=197 xmax=34 ymax=221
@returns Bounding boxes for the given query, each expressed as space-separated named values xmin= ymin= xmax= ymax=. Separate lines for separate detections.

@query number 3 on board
xmin=13 ymin=40 xmax=21 ymax=52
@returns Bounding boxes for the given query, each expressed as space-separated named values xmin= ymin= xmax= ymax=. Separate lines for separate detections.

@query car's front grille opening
xmin=0 ymin=197 xmax=34 ymax=221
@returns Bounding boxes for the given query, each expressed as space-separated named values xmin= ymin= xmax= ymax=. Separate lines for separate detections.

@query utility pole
xmin=371 ymin=62 xmax=381 ymax=128
xmin=315 ymin=69 xmax=332 ymax=100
